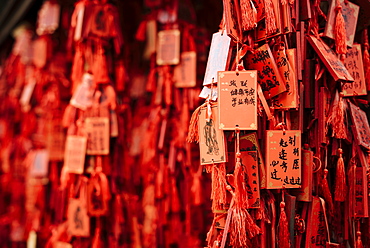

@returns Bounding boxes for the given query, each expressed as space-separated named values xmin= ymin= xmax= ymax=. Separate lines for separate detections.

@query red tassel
xmin=362 ymin=29 xmax=370 ymax=91
xmin=240 ymin=0 xmax=257 ymax=31
xmin=264 ymin=0 xmax=277 ymax=35
xmin=356 ymin=231 xmax=363 ymax=248
xmin=334 ymin=0 xmax=347 ymax=55
xmin=277 ymin=200 xmax=290 ymax=248
xmin=334 ymin=148 xmax=346 ymax=202
xmin=186 ymin=104 xmax=205 ymax=143
xmin=211 ymin=163 xmax=227 ymax=212
xmin=327 ymin=91 xmax=346 ymax=140
xmin=319 ymin=169 xmax=334 ymax=215
xmin=229 ymin=153 xmax=260 ymax=247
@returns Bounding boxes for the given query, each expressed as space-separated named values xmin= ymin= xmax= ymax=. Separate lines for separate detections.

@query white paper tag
xmin=199 ymin=86 xmax=218 ymax=100
xmin=30 ymin=149 xmax=49 ymax=177
xmin=70 ymin=73 xmax=95 ymax=110
xmin=203 ymin=31 xmax=231 ymax=86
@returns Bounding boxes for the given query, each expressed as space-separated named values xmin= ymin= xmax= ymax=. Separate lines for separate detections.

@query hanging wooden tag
xmin=67 ymin=198 xmax=90 ymax=237
xmin=156 ymin=29 xmax=180 ymax=65
xmin=348 ymin=101 xmax=370 ymax=150
xmin=199 ymin=105 xmax=227 ymax=165
xmin=305 ymin=197 xmax=329 ymax=247
xmin=349 ymin=165 xmax=369 ymax=217
xmin=32 ymin=37 xmax=49 ymax=68
xmin=295 ymin=149 xmax=313 ymax=202
xmin=217 ymin=70 xmax=258 ymax=130
xmin=29 ymin=149 xmax=49 ymax=178
xmin=245 ymin=44 xmax=286 ymax=99
xmin=280 ymin=1 xmax=292 ymax=34
xmin=324 ymin=0 xmax=359 ymax=47
xmin=271 ymin=47 xmax=299 ymax=109
xmin=70 ymin=73 xmax=95 ymax=111
xmin=342 ymin=44 xmax=367 ymax=96
xmin=46 ymin=118 xmax=65 ymax=161
xmin=64 ymin=135 xmax=87 ymax=174
xmin=265 ymin=130 xmax=301 ymax=189
xmin=223 ymin=0 xmax=243 ymax=42
xmin=174 ymin=51 xmax=197 ymax=88
xmin=306 ymin=35 xmax=354 ymax=82
xmin=85 ymin=117 xmax=110 ymax=155
xmin=240 ymin=151 xmax=260 ymax=208
xmin=87 ymin=176 xmax=109 ymax=216
xmin=240 ymin=132 xmax=267 ymax=188
xmin=203 ymin=31 xmax=231 ymax=86
xmin=318 ymin=87 xmax=331 ymax=145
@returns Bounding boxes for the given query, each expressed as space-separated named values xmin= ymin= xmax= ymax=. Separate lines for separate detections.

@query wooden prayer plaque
xmin=87 ymin=177 xmax=109 ymax=216
xmin=156 ymin=29 xmax=180 ymax=65
xmin=240 ymin=151 xmax=260 ymax=208
xmin=174 ymin=51 xmax=197 ymax=88
xmin=265 ymin=130 xmax=301 ymax=189
xmin=64 ymin=135 xmax=87 ymax=174
xmin=70 ymin=73 xmax=95 ymax=110
xmin=342 ymin=44 xmax=367 ymax=96
xmin=348 ymin=101 xmax=370 ymax=150
xmin=246 ymin=44 xmax=286 ymax=99
xmin=305 ymin=197 xmax=329 ymax=247
xmin=199 ymin=105 xmax=227 ymax=165
xmin=85 ymin=117 xmax=110 ymax=155
xmin=270 ymin=47 xmax=299 ymax=109
xmin=67 ymin=198 xmax=90 ymax=237
xmin=306 ymin=35 xmax=354 ymax=82
xmin=349 ymin=166 xmax=369 ymax=217
xmin=203 ymin=31 xmax=231 ymax=86
xmin=324 ymin=0 xmax=359 ymax=47
xmin=46 ymin=118 xmax=65 ymax=161
xmin=240 ymin=132 xmax=266 ymax=188
xmin=223 ymin=0 xmax=243 ymax=42
xmin=217 ymin=70 xmax=258 ymax=130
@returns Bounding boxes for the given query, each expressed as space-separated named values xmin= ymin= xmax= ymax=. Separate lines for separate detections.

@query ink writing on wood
xmin=270 ymin=47 xmax=299 ymax=109
xmin=246 ymin=44 xmax=286 ymax=99
xmin=306 ymin=35 xmax=354 ymax=82
xmin=85 ymin=117 xmax=110 ymax=155
xmin=240 ymin=151 xmax=260 ymax=208
xmin=349 ymin=101 xmax=370 ymax=150
xmin=265 ymin=130 xmax=301 ymax=189
xmin=240 ymin=133 xmax=267 ymax=188
xmin=218 ymin=70 xmax=257 ymax=130
xmin=342 ymin=44 xmax=367 ymax=96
